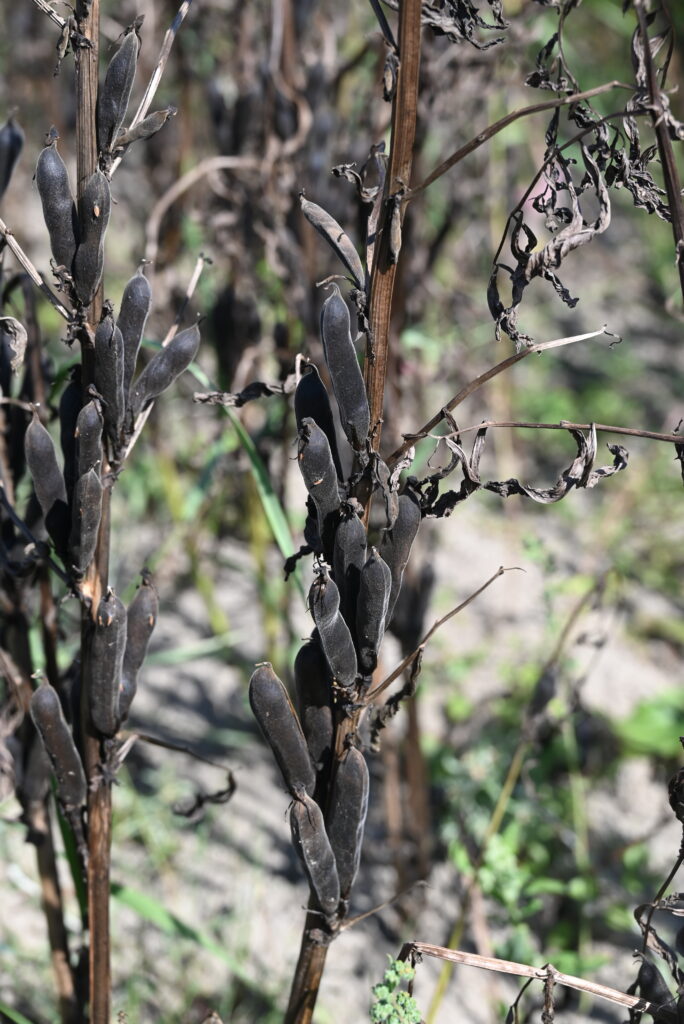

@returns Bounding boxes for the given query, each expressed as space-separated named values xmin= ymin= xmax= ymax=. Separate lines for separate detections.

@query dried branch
xmin=29 ymin=0 xmax=67 ymax=31
xmin=0 ymin=217 xmax=71 ymax=321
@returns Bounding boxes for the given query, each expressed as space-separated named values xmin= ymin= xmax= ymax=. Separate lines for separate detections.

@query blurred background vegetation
xmin=1 ymin=0 xmax=683 ymax=1021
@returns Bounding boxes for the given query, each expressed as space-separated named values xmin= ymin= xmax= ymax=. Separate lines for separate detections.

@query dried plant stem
xmin=30 ymin=0 xmax=68 ymax=30
xmin=633 ymin=0 xmax=684 ymax=304
xmin=34 ymin=800 xmax=79 ymax=1024
xmin=0 ymin=217 xmax=71 ymax=321
xmin=440 ymin=419 xmax=683 ymax=444
xmin=399 ymin=942 xmax=652 ymax=1014
xmin=408 ymin=81 xmax=631 ymax=199
xmin=109 ymin=0 xmax=194 ymax=176
xmin=387 ymin=325 xmax=610 ymax=465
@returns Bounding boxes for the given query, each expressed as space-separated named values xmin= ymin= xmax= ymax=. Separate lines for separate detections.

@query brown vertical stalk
xmin=74 ymin=2 xmax=112 ymax=1022
xmin=285 ymin=4 xmax=423 ymax=1021
xmin=634 ymin=0 xmax=684 ymax=304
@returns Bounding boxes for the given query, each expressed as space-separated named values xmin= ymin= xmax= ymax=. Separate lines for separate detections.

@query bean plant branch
xmin=399 ymin=942 xmax=653 ymax=1015
xmin=633 ymin=0 xmax=684 ymax=303
xmin=407 ymin=81 xmax=632 ymax=199
xmin=387 ymin=325 xmax=612 ymax=466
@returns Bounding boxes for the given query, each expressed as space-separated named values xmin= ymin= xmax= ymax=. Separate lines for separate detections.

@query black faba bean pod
xmin=300 ymin=194 xmax=365 ymax=290
xmin=119 ymin=269 xmax=152 ymax=400
xmin=332 ymin=505 xmax=366 ymax=631
xmin=119 ymin=571 xmax=158 ymax=722
xmin=24 ymin=409 xmax=70 ymax=555
xmin=76 ymin=398 xmax=104 ymax=477
xmin=90 ymin=590 xmax=127 ymax=737
xmin=293 ymin=635 xmax=333 ymax=785
xmin=68 ymin=468 xmax=102 ymax=576
xmin=0 ymin=115 xmax=24 ymax=201
xmin=290 ymin=789 xmax=340 ymax=917
xmin=58 ymin=366 xmax=82 ymax=505
xmin=97 ymin=25 xmax=141 ymax=155
xmin=309 ymin=567 xmax=357 ymax=689
xmin=297 ymin=417 xmax=340 ymax=562
xmin=320 ymin=286 xmax=369 ymax=451
xmin=73 ymin=170 xmax=111 ymax=306
xmin=356 ymin=547 xmax=392 ymax=677
xmin=294 ymin=364 xmax=343 ymax=481
xmin=378 ymin=488 xmax=422 ymax=627
xmin=30 ymin=683 xmax=87 ymax=811
xmin=249 ymin=663 xmax=316 ymax=798
xmin=94 ymin=306 xmax=125 ymax=446
xmin=128 ymin=323 xmax=201 ymax=418
xmin=35 ymin=133 xmax=78 ymax=271
xmin=326 ymin=746 xmax=369 ymax=900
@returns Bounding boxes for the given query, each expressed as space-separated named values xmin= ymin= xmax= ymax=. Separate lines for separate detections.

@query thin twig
xmin=29 ymin=0 xmax=67 ymax=30
xmin=433 ymin=419 xmax=684 ymax=445
xmin=387 ymin=325 xmax=611 ymax=466
xmin=143 ymin=156 xmax=259 ymax=264
xmin=398 ymin=942 xmax=652 ymax=1014
xmin=408 ymin=80 xmax=632 ymax=199
xmin=109 ymin=0 xmax=193 ymax=176
xmin=367 ymin=566 xmax=520 ymax=702
xmin=0 ymin=218 xmax=71 ymax=321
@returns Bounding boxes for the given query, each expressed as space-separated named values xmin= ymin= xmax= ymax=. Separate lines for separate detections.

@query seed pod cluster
xmin=128 ymin=323 xmax=201 ymax=419
xmin=24 ymin=409 xmax=70 ymax=555
xmin=119 ymin=571 xmax=158 ymax=722
xmin=35 ymin=133 xmax=79 ymax=272
xmin=97 ymin=24 xmax=141 ymax=156
xmin=326 ymin=747 xmax=369 ymax=900
xmin=30 ymin=684 xmax=86 ymax=811
xmin=290 ymin=789 xmax=341 ymax=917
xmin=0 ymin=115 xmax=24 ymax=201
xmin=249 ymin=663 xmax=316 ymax=797
xmin=73 ymin=170 xmax=111 ymax=306
xmin=309 ymin=567 xmax=357 ymax=689
xmin=320 ymin=287 xmax=369 ymax=452
xmin=90 ymin=590 xmax=127 ymax=736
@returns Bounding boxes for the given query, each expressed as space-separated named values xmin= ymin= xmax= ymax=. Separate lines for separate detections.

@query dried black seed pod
xmin=294 ymin=635 xmax=333 ymax=787
xmin=119 ymin=571 xmax=158 ymax=723
xmin=0 ymin=115 xmax=24 ymax=201
xmin=300 ymin=194 xmax=365 ymax=289
xmin=128 ymin=323 xmax=201 ymax=418
xmin=30 ymin=683 xmax=86 ymax=810
xmin=94 ymin=305 xmax=125 ymax=446
xmin=332 ymin=505 xmax=366 ymax=630
xmin=76 ymin=398 xmax=104 ymax=477
xmin=24 ymin=409 xmax=70 ymax=555
xmin=73 ymin=170 xmax=111 ymax=306
xmin=320 ymin=286 xmax=369 ymax=451
xmin=59 ymin=366 xmax=82 ymax=505
xmin=113 ymin=106 xmax=176 ymax=151
xmin=249 ymin=663 xmax=316 ymax=797
xmin=68 ymin=468 xmax=102 ymax=576
xmin=90 ymin=590 xmax=127 ymax=737
xmin=356 ymin=547 xmax=392 ymax=677
xmin=119 ymin=269 xmax=152 ymax=400
xmin=378 ymin=488 xmax=422 ymax=626
xmin=35 ymin=132 xmax=78 ymax=271
xmin=294 ymin=364 xmax=343 ymax=481
xmin=290 ymin=789 xmax=340 ymax=917
xmin=97 ymin=25 xmax=141 ymax=155
xmin=309 ymin=567 xmax=357 ymax=689
xmin=326 ymin=746 xmax=369 ymax=900
xmin=297 ymin=417 xmax=340 ymax=562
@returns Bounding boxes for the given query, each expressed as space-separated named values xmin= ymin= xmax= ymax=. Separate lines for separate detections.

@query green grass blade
xmin=0 ymin=1001 xmax=37 ymax=1024
xmin=187 ymin=363 xmax=305 ymax=599
xmin=110 ymin=882 xmax=274 ymax=1003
